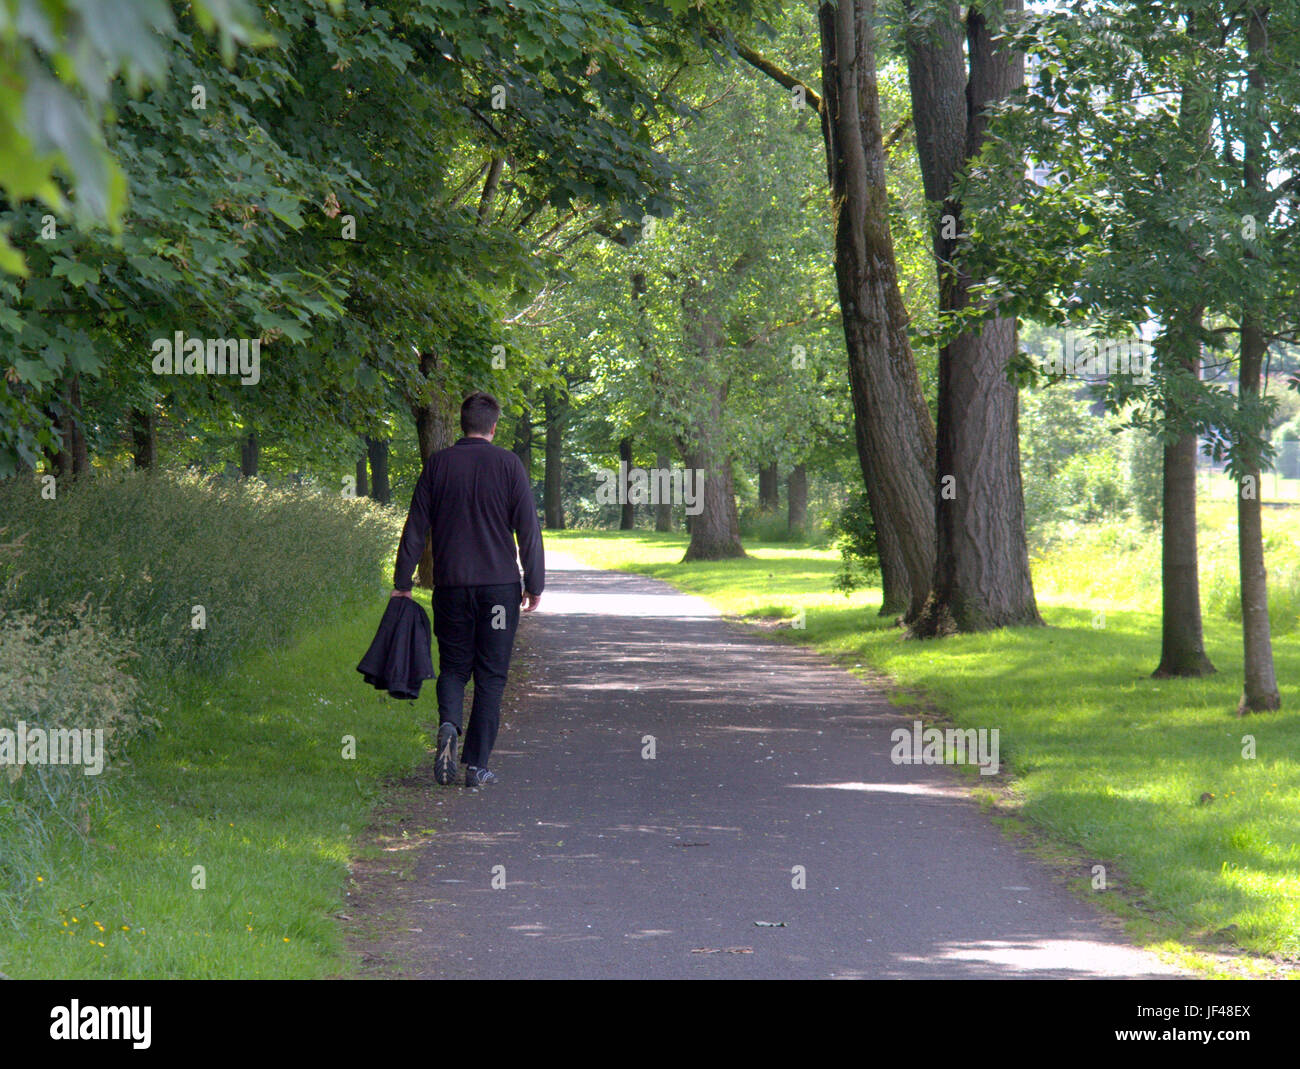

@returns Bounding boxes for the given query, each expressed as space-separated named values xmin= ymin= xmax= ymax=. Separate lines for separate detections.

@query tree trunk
xmin=849 ymin=404 xmax=910 ymax=617
xmin=682 ymin=444 xmax=745 ymax=561
xmin=411 ymin=350 xmax=459 ymax=587
xmin=1234 ymin=6 xmax=1280 ymax=714
xmin=904 ymin=0 xmax=1041 ymax=635
xmin=1154 ymin=59 xmax=1215 ymax=677
xmin=788 ymin=462 xmax=808 ymax=539
xmin=240 ymin=429 xmax=259 ymax=478
xmin=759 ymin=463 xmax=780 ymax=511
xmin=619 ymin=437 xmax=635 ymax=529
xmin=50 ymin=375 xmax=90 ymax=478
xmin=366 ymin=436 xmax=390 ymax=504
xmin=1155 ymin=429 xmax=1215 ymax=676
xmin=818 ymin=0 xmax=937 ymax=620
xmin=130 ymin=406 xmax=157 ymax=470
xmin=543 ymin=389 xmax=565 ymax=530
xmin=513 ymin=406 xmax=533 ymax=481
xmin=68 ymin=375 xmax=89 ymax=476
xmin=1237 ymin=321 xmax=1280 ymax=712
xmin=1153 ymin=313 xmax=1214 ymax=678
xmin=355 ymin=455 xmax=368 ymax=499
xmin=656 ymin=449 xmax=673 ymax=531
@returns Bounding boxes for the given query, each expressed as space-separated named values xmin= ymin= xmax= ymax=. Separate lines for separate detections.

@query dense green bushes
xmin=0 ymin=471 xmax=402 ymax=916
xmin=0 ymin=471 xmax=399 ymax=676
xmin=826 ymin=490 xmax=879 ymax=594
xmin=1020 ymin=386 xmax=1162 ymax=533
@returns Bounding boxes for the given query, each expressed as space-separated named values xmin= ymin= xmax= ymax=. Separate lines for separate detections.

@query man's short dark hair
xmin=461 ymin=391 xmax=501 ymax=436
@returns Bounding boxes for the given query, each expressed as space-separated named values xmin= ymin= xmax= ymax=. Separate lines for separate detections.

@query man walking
xmin=391 ymin=392 xmax=544 ymax=787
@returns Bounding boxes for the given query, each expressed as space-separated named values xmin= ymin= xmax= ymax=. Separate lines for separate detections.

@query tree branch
xmin=705 ymin=25 xmax=822 ymax=113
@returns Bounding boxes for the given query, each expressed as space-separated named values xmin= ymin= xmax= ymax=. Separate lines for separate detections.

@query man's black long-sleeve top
xmin=393 ymin=436 xmax=545 ymax=595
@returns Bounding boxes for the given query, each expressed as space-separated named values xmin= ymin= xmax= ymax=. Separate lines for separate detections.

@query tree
xmin=711 ymin=4 xmax=937 ymax=614
xmin=901 ymin=0 xmax=1042 ymax=634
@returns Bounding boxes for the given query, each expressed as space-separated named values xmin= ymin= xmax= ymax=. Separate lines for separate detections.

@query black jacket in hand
xmin=356 ymin=596 xmax=435 ymax=700
xmin=392 ymin=435 xmax=545 ymax=595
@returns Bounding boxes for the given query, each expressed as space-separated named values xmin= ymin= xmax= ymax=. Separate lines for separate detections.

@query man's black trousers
xmin=432 ymin=582 xmax=522 ymax=768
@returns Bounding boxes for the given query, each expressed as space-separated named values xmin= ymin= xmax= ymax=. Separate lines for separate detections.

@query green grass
xmin=0 ymin=592 xmax=434 ymax=978
xmin=1201 ymin=469 xmax=1300 ymax=502
xmin=548 ymin=515 xmax=1300 ymax=965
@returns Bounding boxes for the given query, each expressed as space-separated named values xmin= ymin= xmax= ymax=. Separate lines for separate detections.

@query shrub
xmin=1020 ymin=386 xmax=1134 ymax=535
xmin=1120 ymin=427 xmax=1164 ymax=527
xmin=0 ymin=470 xmax=400 ymax=677
xmin=827 ymin=490 xmax=879 ymax=594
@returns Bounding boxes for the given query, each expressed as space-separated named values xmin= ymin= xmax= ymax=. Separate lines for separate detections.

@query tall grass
xmin=0 ymin=470 xmax=397 ymax=676
xmin=0 ymin=470 xmax=402 ymax=919
xmin=1032 ymin=500 xmax=1300 ymax=635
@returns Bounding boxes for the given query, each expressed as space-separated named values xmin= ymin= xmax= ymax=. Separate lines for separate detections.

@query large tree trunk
xmin=818 ymin=0 xmax=936 ymax=621
xmin=1233 ymin=6 xmax=1281 ymax=714
xmin=366 ymin=436 xmax=390 ymax=504
xmin=655 ymin=449 xmax=673 ymax=531
xmin=1153 ymin=313 xmax=1214 ymax=678
xmin=67 ymin=375 xmax=89 ymax=476
xmin=513 ymin=406 xmax=533 ymax=480
xmin=240 ymin=429 xmax=259 ymax=478
xmin=130 ymin=406 xmax=157 ymax=470
xmin=619 ymin=437 xmax=635 ymax=529
xmin=411 ymin=350 xmax=459 ymax=587
xmin=1154 ymin=60 xmax=1215 ymax=677
xmin=1237 ymin=320 xmax=1280 ymax=712
xmin=1156 ymin=430 xmax=1215 ymax=676
xmin=1235 ymin=6 xmax=1280 ymax=714
xmin=543 ymin=389 xmax=565 ymax=530
xmin=905 ymin=0 xmax=1041 ymax=635
xmin=850 ymin=406 xmax=910 ymax=617
xmin=758 ymin=463 xmax=780 ymax=511
xmin=788 ymin=462 xmax=808 ymax=539
xmin=355 ymin=454 xmax=369 ymax=499
xmin=676 ymin=272 xmax=746 ymax=562
xmin=50 ymin=374 xmax=90 ymax=479
xmin=682 ymin=442 xmax=745 ymax=560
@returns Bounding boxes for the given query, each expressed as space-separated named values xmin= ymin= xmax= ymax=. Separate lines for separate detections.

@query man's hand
xmin=521 ymin=591 xmax=541 ymax=612
xmin=391 ymin=589 xmax=413 ymax=599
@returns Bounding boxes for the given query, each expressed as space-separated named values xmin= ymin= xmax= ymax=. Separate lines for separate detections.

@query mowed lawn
xmin=547 ymin=516 xmax=1300 ymax=973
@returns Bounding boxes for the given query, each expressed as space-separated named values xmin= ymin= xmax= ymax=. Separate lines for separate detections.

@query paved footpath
xmin=405 ymin=552 xmax=1182 ymax=979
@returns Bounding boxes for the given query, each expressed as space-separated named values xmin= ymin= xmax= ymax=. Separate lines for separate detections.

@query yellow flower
xmin=121 ymin=925 xmax=130 ymax=932
xmin=282 ymin=937 xmax=289 ymax=943
xmin=36 ymin=875 xmax=43 ymax=883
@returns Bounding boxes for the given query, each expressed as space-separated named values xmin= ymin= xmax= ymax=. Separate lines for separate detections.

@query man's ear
xmin=488 ymin=422 xmax=498 ymax=440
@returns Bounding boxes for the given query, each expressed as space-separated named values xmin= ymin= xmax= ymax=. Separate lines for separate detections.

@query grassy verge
xmin=0 ymin=590 xmax=435 ymax=978
xmin=547 ymin=516 xmax=1300 ymax=972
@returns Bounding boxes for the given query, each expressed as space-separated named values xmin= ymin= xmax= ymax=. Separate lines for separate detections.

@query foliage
xmin=0 ymin=0 xmax=264 ymax=275
xmin=827 ymin=490 xmax=879 ymax=595
xmin=0 ymin=470 xmax=399 ymax=676
xmin=1019 ymin=382 xmax=1133 ymax=533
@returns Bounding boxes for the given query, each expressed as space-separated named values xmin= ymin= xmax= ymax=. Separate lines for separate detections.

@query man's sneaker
xmin=465 ymin=766 xmax=498 ymax=788
xmin=434 ymin=724 xmax=458 ymax=785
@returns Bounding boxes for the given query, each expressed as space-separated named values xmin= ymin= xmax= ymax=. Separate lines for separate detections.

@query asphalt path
xmin=405 ymin=551 xmax=1182 ymax=979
